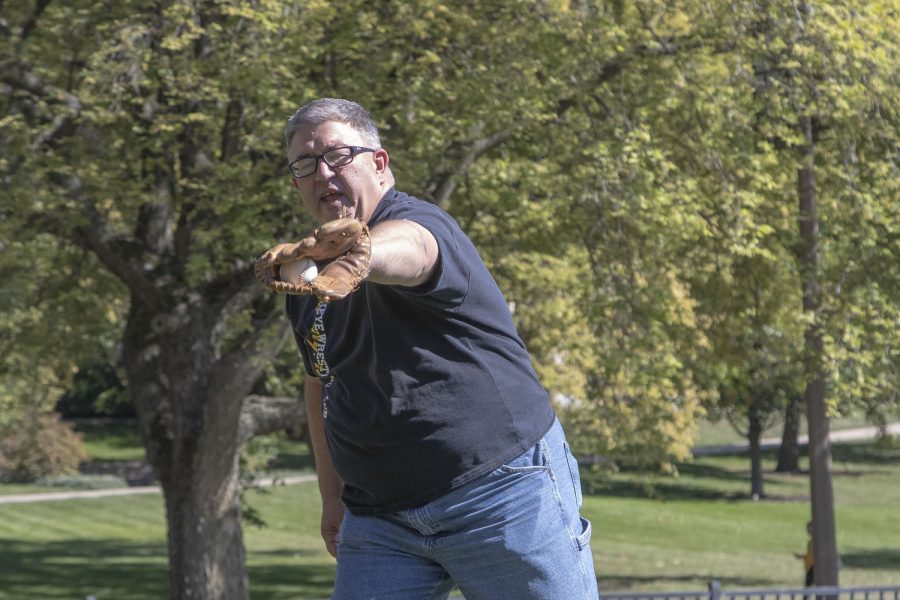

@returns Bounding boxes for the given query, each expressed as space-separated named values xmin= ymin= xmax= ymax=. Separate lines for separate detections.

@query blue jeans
xmin=332 ymin=418 xmax=598 ymax=599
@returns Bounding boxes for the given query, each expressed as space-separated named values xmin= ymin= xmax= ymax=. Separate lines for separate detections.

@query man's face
xmin=288 ymin=120 xmax=388 ymax=224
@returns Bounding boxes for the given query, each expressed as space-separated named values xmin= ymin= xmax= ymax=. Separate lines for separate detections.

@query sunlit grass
xmin=2 ymin=417 xmax=898 ymax=598
xmin=1 ymin=439 xmax=899 ymax=598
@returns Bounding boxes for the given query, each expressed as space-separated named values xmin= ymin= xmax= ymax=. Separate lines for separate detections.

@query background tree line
xmin=1 ymin=0 xmax=896 ymax=598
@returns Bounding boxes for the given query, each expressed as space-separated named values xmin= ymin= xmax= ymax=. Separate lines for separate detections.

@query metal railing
xmin=598 ymin=581 xmax=900 ymax=600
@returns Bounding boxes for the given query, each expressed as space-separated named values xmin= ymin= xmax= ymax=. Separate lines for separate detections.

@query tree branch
xmin=238 ymin=394 xmax=307 ymax=444
xmin=209 ymin=265 xmax=265 ymax=323
xmin=424 ymin=129 xmax=512 ymax=210
xmin=20 ymin=0 xmax=53 ymax=41
xmin=2 ymin=61 xmax=82 ymax=112
xmin=2 ymin=61 xmax=83 ymax=151
xmin=208 ymin=306 xmax=292 ymax=407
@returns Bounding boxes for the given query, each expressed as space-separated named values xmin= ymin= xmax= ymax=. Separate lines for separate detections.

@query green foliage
xmin=492 ymin=249 xmax=599 ymax=408
xmin=0 ymin=230 xmax=127 ymax=430
xmin=239 ymin=433 xmax=282 ymax=528
xmin=0 ymin=413 xmax=87 ymax=483
xmin=56 ymin=362 xmax=132 ymax=418
xmin=1 ymin=0 xmax=896 ymax=481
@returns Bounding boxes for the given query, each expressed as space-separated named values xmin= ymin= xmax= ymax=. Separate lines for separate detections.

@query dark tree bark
xmin=748 ymin=405 xmax=765 ymax=500
xmin=797 ymin=113 xmax=839 ymax=588
xmin=776 ymin=395 xmax=802 ymax=473
xmin=117 ymin=283 xmax=298 ymax=598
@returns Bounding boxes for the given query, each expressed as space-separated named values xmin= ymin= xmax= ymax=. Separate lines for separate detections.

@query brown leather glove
xmin=255 ymin=218 xmax=371 ymax=302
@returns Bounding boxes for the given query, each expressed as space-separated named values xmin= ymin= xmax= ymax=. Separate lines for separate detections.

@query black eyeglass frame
xmin=288 ymin=146 xmax=378 ymax=179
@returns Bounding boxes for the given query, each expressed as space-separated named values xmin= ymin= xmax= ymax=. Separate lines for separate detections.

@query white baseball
xmin=280 ymin=257 xmax=318 ymax=283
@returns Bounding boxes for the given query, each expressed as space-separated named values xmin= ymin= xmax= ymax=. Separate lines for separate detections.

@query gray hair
xmin=285 ymin=98 xmax=382 ymax=149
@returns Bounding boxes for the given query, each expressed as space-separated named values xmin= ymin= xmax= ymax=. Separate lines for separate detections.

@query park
xmin=1 ymin=1 xmax=898 ymax=599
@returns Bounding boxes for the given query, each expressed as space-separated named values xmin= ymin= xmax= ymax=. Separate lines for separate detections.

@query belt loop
xmin=538 ymin=436 xmax=550 ymax=467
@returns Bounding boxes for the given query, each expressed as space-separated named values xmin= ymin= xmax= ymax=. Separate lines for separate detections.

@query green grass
xmin=72 ymin=418 xmax=146 ymax=462
xmin=0 ymin=484 xmax=336 ymax=599
xmin=0 ymin=483 xmax=71 ymax=496
xmin=2 ymin=440 xmax=900 ymax=598
xmin=2 ymin=419 xmax=898 ymax=597
xmin=587 ymin=441 xmax=900 ymax=591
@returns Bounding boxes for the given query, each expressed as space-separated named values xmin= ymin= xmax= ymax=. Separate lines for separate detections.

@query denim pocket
xmin=575 ymin=516 xmax=592 ymax=551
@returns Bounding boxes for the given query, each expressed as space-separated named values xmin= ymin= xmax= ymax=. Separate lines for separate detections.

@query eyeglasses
xmin=288 ymin=146 xmax=377 ymax=179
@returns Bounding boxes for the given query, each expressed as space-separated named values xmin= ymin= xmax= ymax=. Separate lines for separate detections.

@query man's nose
xmin=315 ymin=157 xmax=336 ymax=179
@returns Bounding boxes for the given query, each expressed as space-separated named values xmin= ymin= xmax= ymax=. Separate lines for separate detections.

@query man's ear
xmin=374 ymin=148 xmax=389 ymax=175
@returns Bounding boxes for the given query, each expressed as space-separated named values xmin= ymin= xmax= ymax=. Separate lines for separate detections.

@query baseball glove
xmin=255 ymin=218 xmax=371 ymax=301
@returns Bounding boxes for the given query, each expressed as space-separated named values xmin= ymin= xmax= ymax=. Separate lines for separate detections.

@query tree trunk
xmin=162 ymin=454 xmax=248 ymax=599
xmin=122 ymin=294 xmax=251 ymax=600
xmin=797 ymin=114 xmax=839 ymax=588
xmin=748 ymin=407 xmax=765 ymax=500
xmin=776 ymin=396 xmax=802 ymax=473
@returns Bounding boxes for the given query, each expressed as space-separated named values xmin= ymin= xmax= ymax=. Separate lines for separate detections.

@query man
xmin=258 ymin=98 xmax=598 ymax=599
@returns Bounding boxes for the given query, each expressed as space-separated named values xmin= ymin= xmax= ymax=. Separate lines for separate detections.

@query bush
xmin=0 ymin=412 xmax=88 ymax=482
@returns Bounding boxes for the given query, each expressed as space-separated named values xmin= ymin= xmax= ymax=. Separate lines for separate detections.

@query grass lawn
xmin=587 ymin=441 xmax=900 ymax=591
xmin=1 ymin=421 xmax=898 ymax=598
xmin=72 ymin=419 xmax=147 ymax=462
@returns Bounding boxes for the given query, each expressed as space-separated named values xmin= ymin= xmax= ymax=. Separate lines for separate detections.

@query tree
xmin=2 ymin=2 xmax=310 ymax=596
xmin=728 ymin=0 xmax=899 ymax=584
xmin=775 ymin=395 xmax=804 ymax=473
xmin=705 ymin=253 xmax=805 ymax=498
xmin=2 ymin=0 xmax=631 ymax=595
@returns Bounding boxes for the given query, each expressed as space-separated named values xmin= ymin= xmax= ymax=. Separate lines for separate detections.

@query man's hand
xmin=321 ymin=497 xmax=345 ymax=558
xmin=255 ymin=218 xmax=371 ymax=301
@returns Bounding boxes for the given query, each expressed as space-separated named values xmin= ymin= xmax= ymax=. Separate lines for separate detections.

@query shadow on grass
xmin=270 ymin=451 xmax=316 ymax=471
xmin=839 ymin=548 xmax=900 ymax=570
xmin=0 ymin=538 xmax=336 ymax=600
xmin=249 ymin=563 xmax=336 ymax=600
xmin=586 ymin=461 xmax=772 ymax=501
xmin=676 ymin=462 xmax=754 ymax=481
xmin=695 ymin=442 xmax=900 ymax=467
xmin=586 ymin=477 xmax=746 ymax=501
xmin=831 ymin=442 xmax=900 ymax=466
xmin=590 ymin=439 xmax=900 ymax=502
xmin=0 ymin=537 xmax=168 ymax=599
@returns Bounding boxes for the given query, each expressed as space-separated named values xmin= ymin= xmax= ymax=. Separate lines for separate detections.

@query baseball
xmin=280 ymin=257 xmax=318 ymax=283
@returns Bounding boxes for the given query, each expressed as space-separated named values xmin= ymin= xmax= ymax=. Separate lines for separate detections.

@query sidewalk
xmin=692 ymin=422 xmax=900 ymax=456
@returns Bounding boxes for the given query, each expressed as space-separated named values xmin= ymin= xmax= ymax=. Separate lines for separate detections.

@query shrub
xmin=0 ymin=412 xmax=88 ymax=482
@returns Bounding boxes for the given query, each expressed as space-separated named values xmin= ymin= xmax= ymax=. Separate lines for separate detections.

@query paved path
xmin=0 ymin=474 xmax=317 ymax=505
xmin=692 ymin=422 xmax=900 ymax=456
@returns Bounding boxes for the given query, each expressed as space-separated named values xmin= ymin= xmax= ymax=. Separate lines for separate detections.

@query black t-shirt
xmin=286 ymin=188 xmax=554 ymax=515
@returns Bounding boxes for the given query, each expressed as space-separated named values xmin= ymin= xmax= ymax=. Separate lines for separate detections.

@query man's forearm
xmin=304 ymin=377 xmax=342 ymax=500
xmin=367 ymin=220 xmax=439 ymax=287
